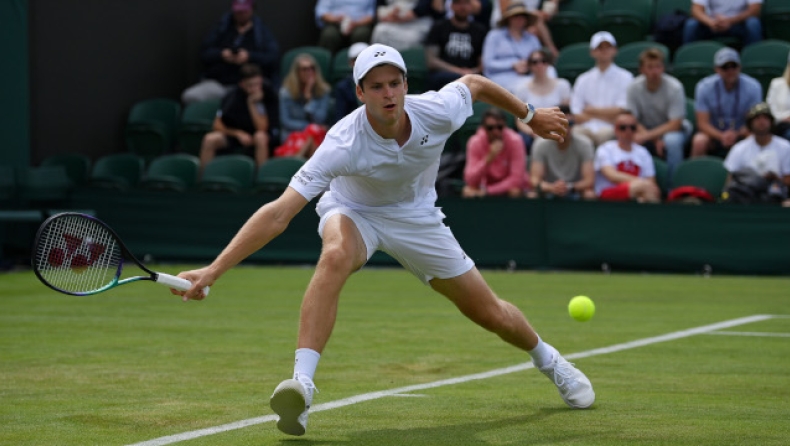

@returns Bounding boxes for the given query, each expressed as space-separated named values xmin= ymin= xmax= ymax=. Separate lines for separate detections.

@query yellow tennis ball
xmin=568 ymin=295 xmax=595 ymax=322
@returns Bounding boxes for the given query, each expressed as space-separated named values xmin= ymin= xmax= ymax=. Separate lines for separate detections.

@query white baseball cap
xmin=590 ymin=31 xmax=617 ymax=49
xmin=353 ymin=43 xmax=407 ymax=85
xmin=348 ymin=42 xmax=369 ymax=60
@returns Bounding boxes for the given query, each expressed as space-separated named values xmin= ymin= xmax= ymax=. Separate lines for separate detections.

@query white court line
xmin=705 ymin=331 xmax=790 ymax=338
xmin=127 ymin=314 xmax=775 ymax=446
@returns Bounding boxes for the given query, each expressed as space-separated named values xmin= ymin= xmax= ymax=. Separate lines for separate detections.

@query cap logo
xmin=374 ymin=51 xmax=386 ymax=57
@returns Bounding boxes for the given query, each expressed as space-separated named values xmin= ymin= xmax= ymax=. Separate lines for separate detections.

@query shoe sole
xmin=270 ymin=380 xmax=307 ymax=436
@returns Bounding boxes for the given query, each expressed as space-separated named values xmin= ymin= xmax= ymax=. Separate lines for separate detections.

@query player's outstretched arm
xmin=173 ymin=187 xmax=309 ymax=301
xmin=457 ymin=74 xmax=569 ymax=143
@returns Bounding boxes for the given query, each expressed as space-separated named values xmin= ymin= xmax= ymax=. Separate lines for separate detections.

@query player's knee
xmin=318 ymin=243 xmax=360 ymax=275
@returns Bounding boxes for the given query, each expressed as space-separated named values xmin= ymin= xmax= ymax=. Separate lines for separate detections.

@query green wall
xmin=0 ymin=0 xmax=29 ymax=168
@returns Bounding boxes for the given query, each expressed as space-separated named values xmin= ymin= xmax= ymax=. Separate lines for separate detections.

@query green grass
xmin=2 ymin=267 xmax=789 ymax=445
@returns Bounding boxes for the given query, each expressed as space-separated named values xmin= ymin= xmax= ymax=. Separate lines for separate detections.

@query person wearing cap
xmin=683 ymin=0 xmax=763 ymax=47
xmin=766 ymin=53 xmax=790 ymax=142
xmin=691 ymin=47 xmax=763 ymax=158
xmin=722 ymin=102 xmax=790 ymax=203
xmin=570 ymin=31 xmax=634 ymax=147
xmin=181 ymin=0 xmax=279 ymax=104
xmin=315 ymin=0 xmax=376 ymax=55
xmin=482 ymin=1 xmax=551 ymax=93
xmin=425 ymin=0 xmax=488 ymax=91
xmin=333 ymin=43 xmax=369 ymax=123
xmin=594 ymin=111 xmax=661 ymax=203
xmin=171 ymin=43 xmax=594 ymax=436
xmin=626 ymin=47 xmax=688 ymax=179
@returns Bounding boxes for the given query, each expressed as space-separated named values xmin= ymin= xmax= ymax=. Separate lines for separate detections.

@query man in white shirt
xmin=171 ymin=44 xmax=595 ymax=436
xmin=594 ymin=111 xmax=661 ymax=203
xmin=571 ymin=31 xmax=634 ymax=147
xmin=724 ymin=102 xmax=790 ymax=202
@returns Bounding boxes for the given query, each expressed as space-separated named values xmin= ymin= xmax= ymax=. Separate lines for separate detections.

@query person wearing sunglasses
xmin=691 ymin=47 xmax=762 ymax=158
xmin=463 ymin=107 xmax=530 ymax=198
xmin=594 ymin=111 xmax=661 ymax=203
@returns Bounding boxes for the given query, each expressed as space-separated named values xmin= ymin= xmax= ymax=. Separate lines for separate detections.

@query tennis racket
xmin=32 ymin=212 xmax=209 ymax=297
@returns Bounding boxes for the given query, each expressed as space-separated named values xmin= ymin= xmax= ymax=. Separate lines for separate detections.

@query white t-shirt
xmin=571 ymin=65 xmax=634 ymax=133
xmin=289 ymin=82 xmax=473 ymax=215
xmin=724 ymin=135 xmax=790 ymax=177
xmin=594 ymin=140 xmax=655 ymax=195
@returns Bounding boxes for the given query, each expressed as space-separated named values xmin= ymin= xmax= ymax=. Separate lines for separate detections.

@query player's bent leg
xmin=430 ymin=267 xmax=540 ymax=351
xmin=430 ymin=268 xmax=594 ymax=409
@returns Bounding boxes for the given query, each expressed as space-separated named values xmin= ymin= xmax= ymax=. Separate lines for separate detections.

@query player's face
xmin=357 ymin=64 xmax=408 ymax=127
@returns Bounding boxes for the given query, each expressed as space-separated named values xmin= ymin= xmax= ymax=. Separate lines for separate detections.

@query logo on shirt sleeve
xmin=453 ymin=84 xmax=468 ymax=105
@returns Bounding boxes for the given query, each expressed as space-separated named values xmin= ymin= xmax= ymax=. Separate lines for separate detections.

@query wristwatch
xmin=519 ymin=103 xmax=536 ymax=124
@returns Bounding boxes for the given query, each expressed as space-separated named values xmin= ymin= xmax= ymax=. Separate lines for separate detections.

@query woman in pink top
xmin=463 ymin=107 xmax=529 ymax=197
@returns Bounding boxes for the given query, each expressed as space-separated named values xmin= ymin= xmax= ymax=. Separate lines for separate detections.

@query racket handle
xmin=155 ymin=273 xmax=211 ymax=296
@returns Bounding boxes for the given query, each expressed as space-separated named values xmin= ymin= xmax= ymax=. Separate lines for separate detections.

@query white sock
xmin=293 ymin=348 xmax=321 ymax=382
xmin=528 ymin=338 xmax=557 ymax=368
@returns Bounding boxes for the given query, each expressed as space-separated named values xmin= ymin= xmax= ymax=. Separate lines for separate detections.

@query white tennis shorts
xmin=316 ymin=200 xmax=475 ymax=285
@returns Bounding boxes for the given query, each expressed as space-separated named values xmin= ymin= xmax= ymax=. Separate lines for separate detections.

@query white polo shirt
xmin=290 ymin=82 xmax=473 ymax=215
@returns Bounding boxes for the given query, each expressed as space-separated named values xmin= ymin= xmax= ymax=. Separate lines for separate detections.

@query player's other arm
xmin=175 ymin=188 xmax=309 ymax=300
xmin=457 ymin=74 xmax=568 ymax=142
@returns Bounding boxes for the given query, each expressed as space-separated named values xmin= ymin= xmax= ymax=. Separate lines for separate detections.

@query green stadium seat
xmin=331 ymin=47 xmax=352 ymax=85
xmin=740 ymin=40 xmax=790 ymax=95
xmin=197 ymin=155 xmax=255 ymax=193
xmin=0 ymin=166 xmax=16 ymax=203
xmin=177 ymin=99 xmax=220 ymax=156
xmin=653 ymin=0 xmax=691 ymax=18
xmin=669 ymin=156 xmax=728 ymax=201
xmin=555 ymin=42 xmax=595 ymax=84
xmin=671 ymin=40 xmax=725 ymax=98
xmin=280 ymin=46 xmax=332 ymax=82
xmin=253 ymin=157 xmax=305 ymax=193
xmin=19 ymin=165 xmax=72 ymax=203
xmin=40 ymin=153 xmax=92 ymax=186
xmin=89 ymin=153 xmax=145 ymax=190
xmin=598 ymin=0 xmax=654 ymax=47
xmin=614 ymin=41 xmax=671 ymax=76
xmin=547 ymin=0 xmax=600 ymax=49
xmin=124 ymin=98 xmax=181 ymax=164
xmin=139 ymin=154 xmax=200 ymax=192
xmin=400 ymin=47 xmax=429 ymax=93
xmin=652 ymin=156 xmax=670 ymax=197
xmin=762 ymin=0 xmax=790 ymax=41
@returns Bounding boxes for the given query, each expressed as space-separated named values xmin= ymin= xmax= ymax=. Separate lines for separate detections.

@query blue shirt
xmin=315 ymin=0 xmax=376 ymax=28
xmin=279 ymin=88 xmax=331 ymax=140
xmin=694 ymin=73 xmax=763 ymax=131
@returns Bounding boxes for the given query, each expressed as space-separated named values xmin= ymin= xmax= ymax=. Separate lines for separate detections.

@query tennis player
xmin=173 ymin=43 xmax=594 ymax=436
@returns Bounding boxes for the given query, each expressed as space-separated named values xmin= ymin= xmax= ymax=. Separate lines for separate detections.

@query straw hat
xmin=497 ymin=2 xmax=538 ymax=28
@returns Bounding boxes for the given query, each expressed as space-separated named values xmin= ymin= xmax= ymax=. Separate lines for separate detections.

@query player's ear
xmin=355 ymin=84 xmax=365 ymax=104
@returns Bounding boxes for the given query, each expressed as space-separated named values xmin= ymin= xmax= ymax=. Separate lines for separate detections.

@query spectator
xmin=571 ymin=31 xmax=633 ymax=147
xmin=691 ymin=47 xmax=762 ymax=158
xmin=723 ymin=102 xmax=790 ymax=204
xmin=489 ymin=0 xmax=560 ymax=57
xmin=529 ymin=106 xmax=595 ymax=200
xmin=371 ymin=0 xmax=436 ymax=51
xmin=683 ymin=0 xmax=763 ymax=47
xmin=594 ymin=111 xmax=661 ymax=203
xmin=626 ymin=48 xmax=688 ymax=178
xmin=513 ymin=48 xmax=570 ymax=149
xmin=275 ymin=54 xmax=332 ymax=159
xmin=482 ymin=2 xmax=545 ymax=93
xmin=463 ymin=107 xmax=529 ymax=198
xmin=425 ymin=0 xmax=488 ymax=91
xmin=766 ymin=53 xmax=790 ymax=141
xmin=333 ymin=43 xmax=368 ymax=123
xmin=198 ymin=64 xmax=271 ymax=170
xmin=315 ymin=0 xmax=376 ymax=55
xmin=182 ymin=0 xmax=279 ymax=104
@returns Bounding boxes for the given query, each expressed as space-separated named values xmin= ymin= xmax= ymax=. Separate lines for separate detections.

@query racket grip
xmin=155 ymin=273 xmax=211 ymax=296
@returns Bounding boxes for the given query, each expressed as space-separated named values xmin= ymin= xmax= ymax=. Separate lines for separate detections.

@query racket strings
xmin=35 ymin=215 xmax=122 ymax=294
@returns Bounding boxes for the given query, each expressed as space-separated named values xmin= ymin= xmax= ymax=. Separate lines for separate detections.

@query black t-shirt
xmin=219 ymin=86 xmax=266 ymax=135
xmin=424 ymin=19 xmax=487 ymax=70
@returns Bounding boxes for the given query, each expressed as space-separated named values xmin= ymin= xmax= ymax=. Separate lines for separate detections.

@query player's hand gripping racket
xmin=32 ymin=212 xmax=209 ymax=297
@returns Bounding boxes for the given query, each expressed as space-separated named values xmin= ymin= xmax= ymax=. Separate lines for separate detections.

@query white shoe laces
xmin=551 ymin=360 xmax=578 ymax=389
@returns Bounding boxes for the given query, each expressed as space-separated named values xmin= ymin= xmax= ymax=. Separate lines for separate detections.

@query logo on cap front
xmin=374 ymin=51 xmax=386 ymax=57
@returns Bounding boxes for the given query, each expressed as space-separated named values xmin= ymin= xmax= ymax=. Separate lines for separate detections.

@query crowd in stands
xmin=103 ymin=0 xmax=790 ymax=206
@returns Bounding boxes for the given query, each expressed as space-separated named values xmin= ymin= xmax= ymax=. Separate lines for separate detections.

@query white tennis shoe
xmin=538 ymin=355 xmax=595 ymax=409
xmin=270 ymin=374 xmax=317 ymax=436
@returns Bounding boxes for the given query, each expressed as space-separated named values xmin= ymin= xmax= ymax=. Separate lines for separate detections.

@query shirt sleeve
xmin=288 ymin=131 xmax=354 ymax=201
xmin=668 ymin=81 xmax=687 ymax=120
xmin=437 ymin=82 xmax=475 ymax=131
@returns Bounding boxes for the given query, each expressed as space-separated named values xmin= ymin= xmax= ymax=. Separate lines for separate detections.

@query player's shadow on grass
xmin=276 ymin=407 xmax=593 ymax=445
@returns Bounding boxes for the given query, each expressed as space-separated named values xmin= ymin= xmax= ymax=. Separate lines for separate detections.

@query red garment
xmin=274 ymin=124 xmax=327 ymax=158
xmin=464 ymin=127 xmax=529 ymax=195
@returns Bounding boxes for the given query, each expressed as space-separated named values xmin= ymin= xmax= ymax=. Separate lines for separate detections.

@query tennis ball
xmin=568 ymin=295 xmax=595 ymax=322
